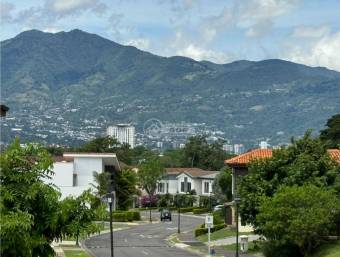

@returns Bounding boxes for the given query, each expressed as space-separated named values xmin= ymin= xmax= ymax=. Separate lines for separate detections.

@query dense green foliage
xmin=59 ymin=191 xmax=100 ymax=246
xmin=138 ymin=157 xmax=165 ymax=198
xmin=3 ymin=30 xmax=340 ymax=147
xmin=238 ymin=132 xmax=340 ymax=225
xmin=114 ymin=168 xmax=139 ymax=210
xmin=182 ymin=135 xmax=230 ymax=170
xmin=320 ymin=113 xmax=340 ymax=148
xmin=213 ymin=166 xmax=233 ymax=202
xmin=72 ymin=136 xmax=152 ymax=165
xmin=258 ymin=185 xmax=340 ymax=257
xmin=0 ymin=140 xmax=61 ymax=256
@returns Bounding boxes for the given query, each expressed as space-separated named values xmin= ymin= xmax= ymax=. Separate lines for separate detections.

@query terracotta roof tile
xmin=327 ymin=149 xmax=340 ymax=163
xmin=225 ymin=149 xmax=273 ymax=166
xmin=165 ymin=167 xmax=218 ymax=177
xmin=225 ymin=148 xmax=340 ymax=166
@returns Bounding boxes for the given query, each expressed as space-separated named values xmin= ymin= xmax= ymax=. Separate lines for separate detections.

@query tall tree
xmin=183 ymin=135 xmax=230 ymax=170
xmin=0 ymin=139 xmax=61 ymax=256
xmin=238 ymin=131 xmax=340 ymax=225
xmin=138 ymin=157 xmax=165 ymax=200
xmin=213 ymin=166 xmax=233 ymax=202
xmin=257 ymin=185 xmax=340 ymax=257
xmin=115 ymin=168 xmax=139 ymax=210
xmin=320 ymin=113 xmax=340 ymax=148
xmin=91 ymin=171 xmax=111 ymax=198
xmin=59 ymin=190 xmax=99 ymax=246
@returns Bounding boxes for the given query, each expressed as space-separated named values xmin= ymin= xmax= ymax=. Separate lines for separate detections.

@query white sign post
xmin=205 ymin=215 xmax=214 ymax=256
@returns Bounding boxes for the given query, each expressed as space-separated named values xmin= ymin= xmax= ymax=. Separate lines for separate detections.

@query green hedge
xmin=109 ymin=211 xmax=141 ymax=222
xmin=195 ymin=227 xmax=208 ymax=237
xmin=180 ymin=207 xmax=194 ymax=213
xmin=194 ymin=223 xmax=226 ymax=237
xmin=193 ymin=208 xmax=209 ymax=214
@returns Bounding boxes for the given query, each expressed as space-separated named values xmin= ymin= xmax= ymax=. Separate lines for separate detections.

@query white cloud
xmin=0 ymin=2 xmax=15 ymax=23
xmin=292 ymin=25 xmax=330 ymax=38
xmin=245 ymin=19 xmax=273 ymax=37
xmin=176 ymin=44 xmax=231 ymax=63
xmin=45 ymin=0 xmax=107 ymax=16
xmin=43 ymin=27 xmax=62 ymax=33
xmin=285 ymin=30 xmax=340 ymax=71
xmin=200 ymin=0 xmax=301 ymax=40
xmin=126 ymin=38 xmax=150 ymax=51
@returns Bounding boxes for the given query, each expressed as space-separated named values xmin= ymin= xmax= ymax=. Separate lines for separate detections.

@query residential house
xmin=224 ymin=148 xmax=340 ymax=227
xmin=156 ymin=168 xmax=219 ymax=196
xmin=225 ymin=148 xmax=340 ymax=196
xmin=45 ymin=152 xmax=121 ymax=199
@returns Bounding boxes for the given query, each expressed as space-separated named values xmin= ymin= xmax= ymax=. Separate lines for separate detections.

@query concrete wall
xmin=48 ymin=157 xmax=106 ymax=199
xmin=73 ymin=157 xmax=103 ymax=187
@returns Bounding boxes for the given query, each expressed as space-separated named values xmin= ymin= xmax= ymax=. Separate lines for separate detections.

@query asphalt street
xmin=84 ymin=211 xmax=204 ymax=257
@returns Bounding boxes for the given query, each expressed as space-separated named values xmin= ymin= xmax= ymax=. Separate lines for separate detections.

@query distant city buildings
xmin=107 ymin=124 xmax=135 ymax=148
xmin=259 ymin=141 xmax=270 ymax=149
xmin=233 ymin=144 xmax=245 ymax=154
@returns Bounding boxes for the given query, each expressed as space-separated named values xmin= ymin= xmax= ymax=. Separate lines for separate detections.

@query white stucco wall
xmin=73 ymin=157 xmax=103 ymax=187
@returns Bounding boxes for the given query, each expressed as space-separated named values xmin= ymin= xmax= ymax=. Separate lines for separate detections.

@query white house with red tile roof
xmin=44 ymin=152 xmax=120 ymax=199
xmin=156 ymin=167 xmax=219 ymax=196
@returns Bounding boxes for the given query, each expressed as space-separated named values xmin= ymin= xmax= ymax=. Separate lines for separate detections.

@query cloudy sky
xmin=1 ymin=0 xmax=340 ymax=71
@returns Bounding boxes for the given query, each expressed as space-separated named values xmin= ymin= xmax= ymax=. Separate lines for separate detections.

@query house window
xmin=187 ymin=182 xmax=191 ymax=192
xmin=204 ymin=182 xmax=210 ymax=193
xmin=166 ymin=182 xmax=169 ymax=193
xmin=158 ymin=183 xmax=164 ymax=193
xmin=73 ymin=174 xmax=77 ymax=187
xmin=181 ymin=182 xmax=184 ymax=192
xmin=181 ymin=180 xmax=191 ymax=193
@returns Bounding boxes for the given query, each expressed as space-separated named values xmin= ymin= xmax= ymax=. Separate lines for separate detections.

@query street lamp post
xmin=177 ymin=192 xmax=181 ymax=234
xmin=234 ymin=196 xmax=241 ymax=257
xmin=106 ymin=193 xmax=115 ymax=257
xmin=149 ymin=196 xmax=152 ymax=223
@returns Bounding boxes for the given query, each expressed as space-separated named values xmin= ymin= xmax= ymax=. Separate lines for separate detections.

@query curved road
xmin=85 ymin=212 xmax=204 ymax=257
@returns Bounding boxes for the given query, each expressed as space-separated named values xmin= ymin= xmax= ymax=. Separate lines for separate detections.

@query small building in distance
xmin=107 ymin=124 xmax=135 ymax=148
xmin=45 ymin=152 xmax=121 ymax=199
xmin=156 ymin=167 xmax=219 ymax=196
xmin=0 ymin=104 xmax=9 ymax=117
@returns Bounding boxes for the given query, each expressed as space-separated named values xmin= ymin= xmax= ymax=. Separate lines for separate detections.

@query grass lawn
xmin=63 ymin=249 xmax=90 ymax=257
xmin=312 ymin=241 xmax=340 ymax=257
xmin=197 ymin=227 xmax=253 ymax=242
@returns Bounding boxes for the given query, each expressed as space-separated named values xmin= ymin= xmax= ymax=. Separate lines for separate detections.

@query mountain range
xmin=1 ymin=29 xmax=340 ymax=148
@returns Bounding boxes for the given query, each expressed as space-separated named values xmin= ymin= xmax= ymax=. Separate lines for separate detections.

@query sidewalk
xmin=174 ymin=230 xmax=259 ymax=257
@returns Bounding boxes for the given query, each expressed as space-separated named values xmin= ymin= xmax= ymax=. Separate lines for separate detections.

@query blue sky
xmin=1 ymin=0 xmax=340 ymax=71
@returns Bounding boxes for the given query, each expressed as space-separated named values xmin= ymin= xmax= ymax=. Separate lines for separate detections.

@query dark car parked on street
xmin=160 ymin=209 xmax=172 ymax=221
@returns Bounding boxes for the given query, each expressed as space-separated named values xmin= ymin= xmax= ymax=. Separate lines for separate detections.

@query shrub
xmin=195 ymin=227 xmax=208 ymax=237
xmin=193 ymin=208 xmax=209 ymax=214
xmin=257 ymin=185 xmax=340 ymax=257
xmin=180 ymin=207 xmax=194 ymax=213
xmin=140 ymin=195 xmax=158 ymax=207
xmin=113 ymin=212 xmax=128 ymax=222
xmin=157 ymin=194 xmax=174 ymax=207
xmin=213 ymin=211 xmax=224 ymax=225
xmin=212 ymin=223 xmax=226 ymax=232
xmin=194 ymin=223 xmax=226 ymax=237
xmin=131 ymin=211 xmax=141 ymax=221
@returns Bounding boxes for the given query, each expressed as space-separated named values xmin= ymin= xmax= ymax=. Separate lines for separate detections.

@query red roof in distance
xmin=225 ymin=148 xmax=340 ymax=166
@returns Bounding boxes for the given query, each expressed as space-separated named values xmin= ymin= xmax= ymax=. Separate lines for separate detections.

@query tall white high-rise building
xmin=107 ymin=124 xmax=135 ymax=148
